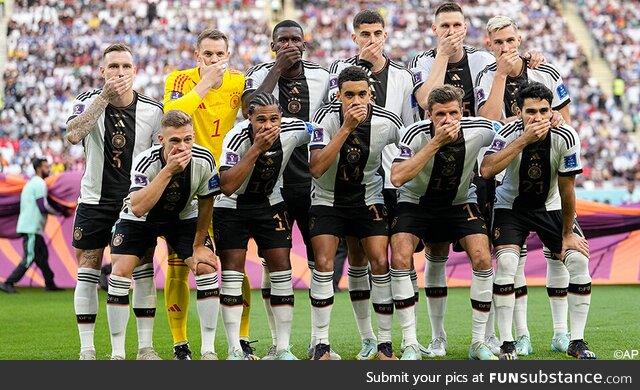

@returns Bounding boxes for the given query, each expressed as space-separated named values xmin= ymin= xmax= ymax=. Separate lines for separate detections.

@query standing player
xmin=475 ymin=16 xmax=572 ymax=356
xmin=480 ymin=82 xmax=595 ymax=360
xmin=66 ymin=43 xmax=163 ymax=360
xmin=163 ymin=28 xmax=251 ymax=360
xmin=242 ymin=20 xmax=332 ymax=359
xmin=327 ymin=9 xmax=421 ymax=360
xmin=216 ymin=93 xmax=311 ymax=360
xmin=106 ymin=110 xmax=220 ymax=360
xmin=410 ymin=2 xmax=545 ymax=356
xmin=390 ymin=85 xmax=498 ymax=360
xmin=308 ymin=66 xmax=402 ymax=360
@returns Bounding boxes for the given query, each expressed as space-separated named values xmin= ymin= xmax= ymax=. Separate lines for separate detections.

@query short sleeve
xmin=197 ymin=160 xmax=221 ymax=198
xmin=474 ymin=65 xmax=495 ymax=112
xmin=242 ymin=65 xmax=269 ymax=98
xmin=558 ymin=128 xmax=582 ymax=176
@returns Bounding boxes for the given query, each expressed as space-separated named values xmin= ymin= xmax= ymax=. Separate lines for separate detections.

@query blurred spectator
xmin=2 ymin=0 xmax=639 ymax=188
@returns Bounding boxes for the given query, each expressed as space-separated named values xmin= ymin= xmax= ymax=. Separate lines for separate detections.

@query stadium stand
xmin=1 ymin=0 xmax=638 ymax=186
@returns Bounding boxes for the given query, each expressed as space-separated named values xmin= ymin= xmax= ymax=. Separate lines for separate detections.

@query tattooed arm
xmin=66 ymin=75 xmax=130 ymax=145
xmin=66 ymin=95 xmax=109 ymax=145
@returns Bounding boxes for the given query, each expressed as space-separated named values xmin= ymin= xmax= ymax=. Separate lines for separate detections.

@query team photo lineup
xmin=8 ymin=0 xmax=637 ymax=362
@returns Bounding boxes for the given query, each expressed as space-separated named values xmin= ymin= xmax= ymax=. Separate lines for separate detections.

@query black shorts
xmin=382 ymin=188 xmax=398 ymax=223
xmin=213 ymin=202 xmax=292 ymax=252
xmin=308 ymin=204 xmax=389 ymax=239
xmin=391 ymin=202 xmax=488 ymax=243
xmin=492 ymin=208 xmax=585 ymax=254
xmin=72 ymin=203 xmax=121 ymax=250
xmin=110 ymin=218 xmax=197 ymax=260
xmin=474 ymin=176 xmax=496 ymax=228
xmin=452 ymin=177 xmax=496 ymax=252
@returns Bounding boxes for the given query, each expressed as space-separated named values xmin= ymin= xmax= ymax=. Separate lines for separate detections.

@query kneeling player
xmin=480 ymin=82 xmax=595 ymax=360
xmin=107 ymin=110 xmax=221 ymax=360
xmin=215 ymin=93 xmax=311 ymax=360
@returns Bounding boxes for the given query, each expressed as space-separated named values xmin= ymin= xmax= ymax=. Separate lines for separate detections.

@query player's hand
xmin=253 ymin=125 xmax=281 ymax=153
xmin=437 ymin=28 xmax=465 ymax=58
xmin=200 ymin=59 xmax=228 ymax=90
xmin=101 ymin=75 xmax=133 ymax=102
xmin=524 ymin=50 xmax=547 ymax=69
xmin=165 ymin=145 xmax=192 ymax=174
xmin=522 ymin=116 xmax=550 ymax=144
xmin=433 ymin=117 xmax=460 ymax=147
xmin=496 ymin=48 xmax=520 ymax=76
xmin=274 ymin=43 xmax=303 ymax=72
xmin=550 ymin=110 xmax=565 ymax=128
xmin=343 ymin=103 xmax=368 ymax=131
xmin=190 ymin=245 xmax=218 ymax=275
xmin=561 ymin=233 xmax=589 ymax=258
xmin=359 ymin=39 xmax=384 ymax=65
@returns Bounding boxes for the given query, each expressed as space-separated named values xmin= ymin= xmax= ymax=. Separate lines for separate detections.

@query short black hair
xmin=338 ymin=66 xmax=370 ymax=90
xmin=32 ymin=157 xmax=47 ymax=172
xmin=515 ymin=82 xmax=554 ymax=109
xmin=353 ymin=9 xmax=385 ymax=30
xmin=248 ymin=92 xmax=282 ymax=116
xmin=272 ymin=20 xmax=304 ymax=41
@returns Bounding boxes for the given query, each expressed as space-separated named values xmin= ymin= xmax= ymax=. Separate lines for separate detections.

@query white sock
xmin=270 ymin=270 xmax=294 ymax=352
xmin=261 ymin=259 xmax=277 ymax=346
xmin=310 ymin=269 xmax=334 ymax=345
xmin=107 ymin=274 xmax=131 ymax=359
xmin=471 ymin=268 xmax=493 ymax=344
xmin=132 ymin=263 xmax=156 ymax=351
xmin=371 ymin=272 xmax=393 ymax=344
xmin=75 ymin=267 xmax=100 ymax=353
xmin=545 ymin=247 xmax=569 ymax=336
xmin=565 ymin=250 xmax=592 ymax=341
xmin=348 ymin=265 xmax=375 ymax=341
xmin=220 ymin=270 xmax=244 ymax=353
xmin=494 ymin=248 xmax=518 ymax=343
xmin=424 ymin=253 xmax=448 ymax=340
xmin=513 ymin=246 xmax=529 ymax=338
xmin=409 ymin=268 xmax=419 ymax=334
xmin=195 ymin=273 xmax=220 ymax=355
xmin=391 ymin=268 xmax=417 ymax=347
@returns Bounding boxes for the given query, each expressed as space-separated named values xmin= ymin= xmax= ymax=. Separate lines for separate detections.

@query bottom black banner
xmin=2 ymin=360 xmax=636 ymax=389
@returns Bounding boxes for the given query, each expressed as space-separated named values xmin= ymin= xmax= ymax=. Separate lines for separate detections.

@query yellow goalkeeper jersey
xmin=164 ymin=67 xmax=244 ymax=163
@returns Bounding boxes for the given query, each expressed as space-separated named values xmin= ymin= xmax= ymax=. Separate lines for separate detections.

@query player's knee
xmin=564 ymin=250 xmax=590 ymax=282
xmin=194 ymin=263 xmax=216 ymax=276
xmin=76 ymin=249 xmax=103 ymax=269
xmin=368 ymin=255 xmax=390 ymax=275
xmin=468 ymin=248 xmax=492 ymax=270
xmin=495 ymin=248 xmax=519 ymax=279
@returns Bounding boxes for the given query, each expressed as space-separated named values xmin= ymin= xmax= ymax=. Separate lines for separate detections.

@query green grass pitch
xmin=0 ymin=285 xmax=637 ymax=360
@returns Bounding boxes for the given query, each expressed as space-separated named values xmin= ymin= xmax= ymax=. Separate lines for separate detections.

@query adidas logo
xmin=115 ymin=119 xmax=125 ymax=127
xmin=168 ymin=304 xmax=182 ymax=312
xmin=451 ymin=74 xmax=461 ymax=81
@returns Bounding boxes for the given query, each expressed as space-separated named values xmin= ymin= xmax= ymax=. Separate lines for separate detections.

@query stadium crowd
xmin=1 ymin=0 xmax=639 ymax=185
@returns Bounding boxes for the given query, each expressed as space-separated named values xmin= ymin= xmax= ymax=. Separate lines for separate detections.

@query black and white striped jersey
xmin=487 ymin=120 xmax=582 ymax=211
xmin=474 ymin=59 xmax=571 ymax=117
xmin=394 ymin=117 xmax=497 ymax=208
xmin=67 ymin=89 xmax=163 ymax=207
xmin=243 ymin=60 xmax=330 ymax=188
xmin=310 ymin=102 xmax=402 ymax=207
xmin=120 ymin=144 xmax=220 ymax=222
xmin=410 ymin=46 xmax=494 ymax=117
xmin=328 ymin=55 xmax=419 ymax=189
xmin=215 ymin=117 xmax=312 ymax=210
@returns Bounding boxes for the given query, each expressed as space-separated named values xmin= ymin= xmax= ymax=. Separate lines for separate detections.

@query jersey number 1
xmin=211 ymin=119 xmax=220 ymax=138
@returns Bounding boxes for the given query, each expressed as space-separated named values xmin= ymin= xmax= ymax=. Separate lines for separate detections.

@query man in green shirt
xmin=0 ymin=158 xmax=66 ymax=293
